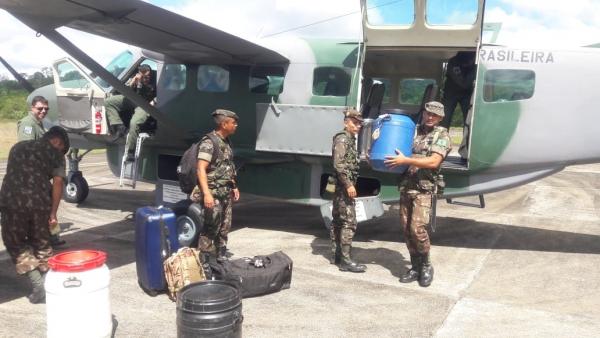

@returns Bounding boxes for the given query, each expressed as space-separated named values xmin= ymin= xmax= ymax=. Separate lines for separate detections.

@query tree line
xmin=0 ymin=68 xmax=53 ymax=120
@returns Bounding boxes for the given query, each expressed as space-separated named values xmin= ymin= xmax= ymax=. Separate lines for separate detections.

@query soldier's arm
xmin=197 ymin=160 xmax=213 ymax=208
xmin=332 ymin=136 xmax=353 ymax=189
xmin=49 ymin=176 xmax=64 ymax=224
xmin=17 ymin=122 xmax=35 ymax=141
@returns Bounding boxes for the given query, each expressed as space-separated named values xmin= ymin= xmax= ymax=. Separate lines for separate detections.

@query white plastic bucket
xmin=45 ymin=250 xmax=112 ymax=338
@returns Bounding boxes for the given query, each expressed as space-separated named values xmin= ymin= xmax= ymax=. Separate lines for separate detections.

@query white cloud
xmin=486 ymin=0 xmax=600 ymax=47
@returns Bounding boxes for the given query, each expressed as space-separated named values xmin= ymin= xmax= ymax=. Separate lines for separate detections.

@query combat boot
xmin=418 ymin=253 xmax=434 ymax=287
xmin=338 ymin=245 xmax=366 ymax=273
xmin=399 ymin=255 xmax=421 ymax=283
xmin=329 ymin=241 xmax=341 ymax=265
xmin=216 ymin=246 xmax=228 ymax=263
xmin=26 ymin=269 xmax=46 ymax=304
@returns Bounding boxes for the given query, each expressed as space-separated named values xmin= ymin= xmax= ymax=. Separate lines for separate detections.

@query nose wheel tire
xmin=63 ymin=175 xmax=89 ymax=203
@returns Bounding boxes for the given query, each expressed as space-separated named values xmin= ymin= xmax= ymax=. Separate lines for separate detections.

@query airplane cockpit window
xmin=483 ymin=69 xmax=535 ymax=102
xmin=426 ymin=0 xmax=478 ymax=26
xmin=249 ymin=66 xmax=284 ymax=95
xmin=398 ymin=78 xmax=436 ymax=105
xmin=197 ymin=65 xmax=230 ymax=92
xmin=161 ymin=64 xmax=187 ymax=91
xmin=95 ymin=51 xmax=134 ymax=89
xmin=313 ymin=67 xmax=351 ymax=97
xmin=365 ymin=0 xmax=414 ymax=26
xmin=56 ymin=61 xmax=89 ymax=89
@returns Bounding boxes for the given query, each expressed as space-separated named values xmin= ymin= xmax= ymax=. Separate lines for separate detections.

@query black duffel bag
xmin=209 ymin=251 xmax=293 ymax=298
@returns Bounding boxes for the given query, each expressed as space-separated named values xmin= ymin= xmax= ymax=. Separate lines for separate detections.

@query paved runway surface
xmin=1 ymin=153 xmax=599 ymax=337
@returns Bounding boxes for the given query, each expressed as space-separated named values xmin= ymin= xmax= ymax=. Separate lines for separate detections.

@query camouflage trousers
xmin=330 ymin=185 xmax=357 ymax=246
xmin=399 ymin=191 xmax=432 ymax=255
xmin=1 ymin=210 xmax=53 ymax=275
xmin=198 ymin=194 xmax=232 ymax=254
xmin=104 ymin=94 xmax=149 ymax=152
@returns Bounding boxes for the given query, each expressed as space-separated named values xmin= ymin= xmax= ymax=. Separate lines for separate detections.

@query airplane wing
xmin=0 ymin=0 xmax=288 ymax=65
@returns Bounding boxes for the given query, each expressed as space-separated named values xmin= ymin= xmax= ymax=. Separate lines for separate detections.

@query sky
xmin=1 ymin=0 xmax=599 ymax=79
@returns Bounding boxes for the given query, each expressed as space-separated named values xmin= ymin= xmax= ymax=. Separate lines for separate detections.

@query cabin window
xmin=313 ymin=67 xmax=351 ymax=96
xmin=426 ymin=0 xmax=479 ymax=26
xmin=56 ymin=61 xmax=89 ymax=89
xmin=162 ymin=64 xmax=187 ymax=91
xmin=398 ymin=78 xmax=436 ymax=105
xmin=365 ymin=0 xmax=414 ymax=26
xmin=197 ymin=65 xmax=230 ymax=92
xmin=250 ymin=66 xmax=284 ymax=95
xmin=483 ymin=69 xmax=535 ymax=102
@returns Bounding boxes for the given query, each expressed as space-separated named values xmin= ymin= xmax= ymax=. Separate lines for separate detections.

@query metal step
xmin=119 ymin=132 xmax=150 ymax=189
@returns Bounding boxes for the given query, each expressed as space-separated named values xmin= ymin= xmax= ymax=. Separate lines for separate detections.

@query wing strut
xmin=41 ymin=29 xmax=177 ymax=132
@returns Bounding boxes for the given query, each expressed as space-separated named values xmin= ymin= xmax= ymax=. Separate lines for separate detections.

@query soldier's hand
xmin=384 ymin=149 xmax=407 ymax=168
xmin=346 ymin=186 xmax=357 ymax=199
xmin=204 ymin=193 xmax=215 ymax=209
xmin=232 ymin=188 xmax=240 ymax=202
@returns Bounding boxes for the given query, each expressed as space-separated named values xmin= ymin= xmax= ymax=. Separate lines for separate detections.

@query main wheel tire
xmin=63 ymin=175 xmax=89 ymax=204
xmin=175 ymin=203 xmax=204 ymax=248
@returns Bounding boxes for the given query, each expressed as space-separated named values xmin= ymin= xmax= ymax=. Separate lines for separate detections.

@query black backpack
xmin=177 ymin=133 xmax=221 ymax=194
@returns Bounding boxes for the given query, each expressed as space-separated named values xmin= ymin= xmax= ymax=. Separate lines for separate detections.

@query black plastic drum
xmin=177 ymin=280 xmax=243 ymax=338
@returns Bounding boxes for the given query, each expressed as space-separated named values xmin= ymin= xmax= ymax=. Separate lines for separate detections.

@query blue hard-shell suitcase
xmin=135 ymin=206 xmax=180 ymax=295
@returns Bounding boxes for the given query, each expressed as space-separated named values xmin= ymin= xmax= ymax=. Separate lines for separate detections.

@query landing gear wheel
xmin=63 ymin=175 xmax=89 ymax=204
xmin=175 ymin=202 xmax=204 ymax=248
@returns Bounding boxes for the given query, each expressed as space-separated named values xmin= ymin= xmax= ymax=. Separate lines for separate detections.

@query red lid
xmin=48 ymin=250 xmax=107 ymax=272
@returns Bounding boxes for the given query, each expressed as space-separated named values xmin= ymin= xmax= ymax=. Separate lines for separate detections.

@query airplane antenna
xmin=261 ymin=0 xmax=404 ymax=38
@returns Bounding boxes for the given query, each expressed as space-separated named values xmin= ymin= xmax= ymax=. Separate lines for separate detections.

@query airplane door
xmin=360 ymin=0 xmax=484 ymax=48
xmin=52 ymin=58 xmax=106 ymax=134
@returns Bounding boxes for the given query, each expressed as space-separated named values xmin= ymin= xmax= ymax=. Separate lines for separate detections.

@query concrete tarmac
xmin=1 ymin=154 xmax=600 ymax=337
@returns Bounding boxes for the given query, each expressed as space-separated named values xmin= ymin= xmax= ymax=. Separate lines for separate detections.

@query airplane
xmin=2 ymin=0 xmax=600 ymax=238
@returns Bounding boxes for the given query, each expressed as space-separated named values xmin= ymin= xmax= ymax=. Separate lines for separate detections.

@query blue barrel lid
xmin=177 ymin=280 xmax=241 ymax=313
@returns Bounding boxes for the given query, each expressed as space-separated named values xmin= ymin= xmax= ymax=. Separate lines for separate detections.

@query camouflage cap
xmin=424 ymin=101 xmax=445 ymax=117
xmin=343 ymin=108 xmax=363 ymax=122
xmin=212 ymin=109 xmax=239 ymax=121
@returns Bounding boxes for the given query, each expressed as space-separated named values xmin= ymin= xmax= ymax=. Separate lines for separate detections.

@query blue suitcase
xmin=135 ymin=206 xmax=180 ymax=295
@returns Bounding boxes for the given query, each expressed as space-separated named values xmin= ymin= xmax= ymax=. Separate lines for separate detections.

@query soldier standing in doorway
xmin=384 ymin=101 xmax=451 ymax=287
xmin=330 ymin=108 xmax=367 ymax=273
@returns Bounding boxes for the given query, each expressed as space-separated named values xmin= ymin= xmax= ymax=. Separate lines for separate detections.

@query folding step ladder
xmin=119 ymin=132 xmax=150 ymax=189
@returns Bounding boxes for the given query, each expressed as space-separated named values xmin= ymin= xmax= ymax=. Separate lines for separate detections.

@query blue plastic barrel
xmin=369 ymin=113 xmax=416 ymax=173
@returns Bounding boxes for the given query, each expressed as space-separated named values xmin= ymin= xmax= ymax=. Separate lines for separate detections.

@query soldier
xmin=17 ymin=95 xmax=48 ymax=141
xmin=0 ymin=126 xmax=69 ymax=303
xmin=16 ymin=96 xmax=66 ymax=247
xmin=330 ymin=108 xmax=366 ymax=273
xmin=441 ymin=51 xmax=476 ymax=130
xmin=105 ymin=64 xmax=156 ymax=160
xmin=191 ymin=109 xmax=240 ymax=262
xmin=384 ymin=101 xmax=451 ymax=287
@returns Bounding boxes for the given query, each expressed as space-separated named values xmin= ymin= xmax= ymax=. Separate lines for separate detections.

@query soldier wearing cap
xmin=384 ymin=101 xmax=451 ymax=287
xmin=329 ymin=108 xmax=367 ymax=272
xmin=0 ymin=126 xmax=70 ymax=303
xmin=191 ymin=109 xmax=240 ymax=262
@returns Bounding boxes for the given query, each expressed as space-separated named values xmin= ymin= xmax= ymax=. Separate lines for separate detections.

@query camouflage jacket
xmin=17 ymin=113 xmax=45 ymax=141
xmin=196 ymin=131 xmax=236 ymax=198
xmin=0 ymin=139 xmax=66 ymax=212
xmin=399 ymin=125 xmax=451 ymax=193
xmin=332 ymin=130 xmax=359 ymax=188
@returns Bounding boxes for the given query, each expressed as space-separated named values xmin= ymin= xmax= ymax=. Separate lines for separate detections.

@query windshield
xmin=94 ymin=50 xmax=134 ymax=89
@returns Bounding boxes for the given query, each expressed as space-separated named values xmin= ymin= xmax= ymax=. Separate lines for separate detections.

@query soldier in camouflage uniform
xmin=191 ymin=109 xmax=239 ymax=262
xmin=17 ymin=96 xmax=47 ymax=141
xmin=105 ymin=64 xmax=157 ymax=160
xmin=384 ymin=101 xmax=451 ymax=287
xmin=330 ymin=109 xmax=366 ymax=273
xmin=17 ymin=96 xmax=66 ymax=247
xmin=0 ymin=126 xmax=69 ymax=303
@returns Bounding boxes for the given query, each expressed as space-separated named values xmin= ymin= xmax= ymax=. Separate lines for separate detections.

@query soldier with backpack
xmin=189 ymin=109 xmax=240 ymax=262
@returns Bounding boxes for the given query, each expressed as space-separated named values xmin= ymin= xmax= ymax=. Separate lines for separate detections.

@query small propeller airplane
xmin=2 ymin=0 xmax=599 ymax=234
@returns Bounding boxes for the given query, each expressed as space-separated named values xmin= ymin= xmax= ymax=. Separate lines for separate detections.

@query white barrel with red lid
xmin=45 ymin=250 xmax=112 ymax=338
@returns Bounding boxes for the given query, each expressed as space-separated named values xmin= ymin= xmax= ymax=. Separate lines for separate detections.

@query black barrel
xmin=177 ymin=280 xmax=243 ymax=338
